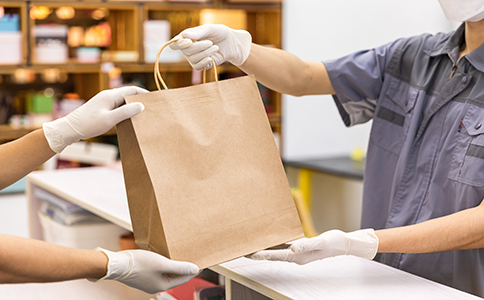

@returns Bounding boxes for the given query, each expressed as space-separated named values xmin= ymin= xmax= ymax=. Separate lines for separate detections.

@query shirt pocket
xmin=369 ymin=79 xmax=418 ymax=156
xmin=448 ymin=104 xmax=484 ymax=187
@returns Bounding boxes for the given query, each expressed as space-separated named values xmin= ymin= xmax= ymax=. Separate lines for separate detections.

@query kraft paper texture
xmin=117 ymin=74 xmax=304 ymax=269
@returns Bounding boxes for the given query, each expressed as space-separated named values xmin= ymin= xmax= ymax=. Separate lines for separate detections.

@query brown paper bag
xmin=116 ymin=40 xmax=303 ymax=269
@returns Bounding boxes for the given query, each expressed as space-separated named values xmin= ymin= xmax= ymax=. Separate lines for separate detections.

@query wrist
xmin=228 ymin=29 xmax=252 ymax=66
xmin=90 ymin=248 xmax=132 ymax=281
xmin=42 ymin=118 xmax=80 ymax=153
xmin=90 ymin=250 xmax=110 ymax=280
xmin=346 ymin=229 xmax=379 ymax=259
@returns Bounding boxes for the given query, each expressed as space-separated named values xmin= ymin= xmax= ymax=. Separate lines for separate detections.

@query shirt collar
xmin=425 ymin=23 xmax=484 ymax=73
xmin=425 ymin=23 xmax=464 ymax=63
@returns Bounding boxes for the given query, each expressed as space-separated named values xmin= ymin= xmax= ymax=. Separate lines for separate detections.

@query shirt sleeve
xmin=324 ymin=38 xmax=403 ymax=127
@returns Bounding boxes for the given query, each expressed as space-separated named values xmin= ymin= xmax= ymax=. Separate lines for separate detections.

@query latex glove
xmin=43 ymin=86 xmax=148 ymax=153
xmin=93 ymin=248 xmax=199 ymax=294
xmin=170 ymin=24 xmax=252 ymax=70
xmin=250 ymin=229 xmax=378 ymax=265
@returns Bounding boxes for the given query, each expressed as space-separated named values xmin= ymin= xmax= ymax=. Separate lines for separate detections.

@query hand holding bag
xmin=116 ymin=39 xmax=303 ymax=269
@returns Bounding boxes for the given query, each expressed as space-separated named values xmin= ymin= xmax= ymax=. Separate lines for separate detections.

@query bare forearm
xmin=0 ymin=129 xmax=55 ymax=190
xmin=376 ymin=201 xmax=484 ymax=253
xmin=239 ymin=44 xmax=335 ymax=96
xmin=0 ymin=235 xmax=107 ymax=283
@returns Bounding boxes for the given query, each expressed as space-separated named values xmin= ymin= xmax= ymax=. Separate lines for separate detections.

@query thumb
xmin=108 ymin=86 xmax=149 ymax=108
xmin=290 ymin=238 xmax=321 ymax=253
xmin=291 ymin=230 xmax=346 ymax=253
xmin=180 ymin=25 xmax=211 ymax=41
xmin=162 ymin=259 xmax=199 ymax=276
xmin=108 ymin=102 xmax=144 ymax=125
xmin=249 ymin=249 xmax=296 ymax=262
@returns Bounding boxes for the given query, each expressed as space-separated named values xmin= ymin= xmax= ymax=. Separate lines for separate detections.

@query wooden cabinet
xmin=0 ymin=0 xmax=282 ymax=151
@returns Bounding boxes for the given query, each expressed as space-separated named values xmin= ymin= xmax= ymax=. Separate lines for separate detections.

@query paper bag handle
xmin=154 ymin=38 xmax=218 ymax=91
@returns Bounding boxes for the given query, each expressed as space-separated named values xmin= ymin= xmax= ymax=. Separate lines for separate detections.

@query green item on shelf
xmin=26 ymin=93 xmax=54 ymax=113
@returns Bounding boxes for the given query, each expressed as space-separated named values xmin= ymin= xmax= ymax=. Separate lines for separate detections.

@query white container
xmin=144 ymin=20 xmax=182 ymax=63
xmin=144 ymin=20 xmax=170 ymax=45
xmin=76 ymin=47 xmax=101 ymax=63
xmin=35 ymin=41 xmax=68 ymax=63
xmin=33 ymin=24 xmax=69 ymax=63
xmin=39 ymin=211 xmax=129 ymax=251
xmin=0 ymin=32 xmax=22 ymax=64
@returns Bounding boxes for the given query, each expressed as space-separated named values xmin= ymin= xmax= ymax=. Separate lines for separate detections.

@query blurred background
xmin=0 ymin=0 xmax=458 ymax=241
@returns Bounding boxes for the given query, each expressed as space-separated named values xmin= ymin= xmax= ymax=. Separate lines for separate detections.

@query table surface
xmin=26 ymin=167 xmax=481 ymax=300
xmin=215 ymin=256 xmax=484 ymax=300
xmin=283 ymin=156 xmax=365 ymax=180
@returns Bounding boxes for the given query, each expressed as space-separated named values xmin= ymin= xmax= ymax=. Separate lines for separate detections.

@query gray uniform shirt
xmin=324 ymin=24 xmax=484 ymax=296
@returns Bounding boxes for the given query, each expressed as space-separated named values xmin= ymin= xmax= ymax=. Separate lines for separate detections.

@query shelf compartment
xmin=29 ymin=3 xmax=139 ymax=65
xmin=0 ymin=2 xmax=28 ymax=65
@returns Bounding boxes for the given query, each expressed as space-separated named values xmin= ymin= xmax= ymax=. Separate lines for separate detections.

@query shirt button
xmin=462 ymin=76 xmax=468 ymax=83
xmin=476 ymin=123 xmax=482 ymax=130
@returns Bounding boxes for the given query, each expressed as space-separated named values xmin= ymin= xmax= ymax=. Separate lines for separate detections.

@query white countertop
xmin=28 ymin=167 xmax=132 ymax=231
xmin=26 ymin=167 xmax=482 ymax=300
xmin=214 ymin=256 xmax=482 ymax=300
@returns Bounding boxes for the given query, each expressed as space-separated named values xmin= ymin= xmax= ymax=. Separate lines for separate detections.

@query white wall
xmin=282 ymin=0 xmax=457 ymax=160
xmin=0 ymin=193 xmax=29 ymax=238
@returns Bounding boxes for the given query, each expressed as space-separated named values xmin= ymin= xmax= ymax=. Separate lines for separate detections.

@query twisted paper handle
xmin=154 ymin=38 xmax=218 ymax=90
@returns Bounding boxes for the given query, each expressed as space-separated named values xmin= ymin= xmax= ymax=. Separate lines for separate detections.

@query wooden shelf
xmin=267 ymin=112 xmax=280 ymax=125
xmin=0 ymin=61 xmax=198 ymax=75
xmin=0 ymin=113 xmax=277 ymax=142
xmin=0 ymin=110 xmax=277 ymax=143
xmin=0 ymin=125 xmax=117 ymax=143
xmin=0 ymin=125 xmax=38 ymax=143
xmin=19 ymin=0 xmax=282 ymax=13
xmin=0 ymin=60 xmax=244 ymax=75
xmin=24 ymin=0 xmax=281 ymax=9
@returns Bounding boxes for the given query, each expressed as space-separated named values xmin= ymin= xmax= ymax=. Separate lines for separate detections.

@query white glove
xmin=249 ymin=229 xmax=379 ymax=265
xmin=170 ymin=24 xmax=252 ymax=70
xmin=93 ymin=248 xmax=199 ymax=294
xmin=43 ymin=86 xmax=148 ymax=153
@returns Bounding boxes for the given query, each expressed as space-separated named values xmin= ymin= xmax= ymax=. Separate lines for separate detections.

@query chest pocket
xmin=448 ymin=104 xmax=484 ymax=187
xmin=369 ymin=79 xmax=418 ymax=156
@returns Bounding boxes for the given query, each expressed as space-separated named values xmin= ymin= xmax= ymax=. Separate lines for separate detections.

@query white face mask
xmin=438 ymin=0 xmax=484 ymax=22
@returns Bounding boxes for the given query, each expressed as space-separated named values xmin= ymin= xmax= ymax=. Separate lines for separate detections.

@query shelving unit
xmin=0 ymin=0 xmax=283 ymax=151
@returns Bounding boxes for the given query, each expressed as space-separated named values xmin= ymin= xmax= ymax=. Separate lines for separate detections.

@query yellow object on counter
xmin=350 ymin=147 xmax=366 ymax=162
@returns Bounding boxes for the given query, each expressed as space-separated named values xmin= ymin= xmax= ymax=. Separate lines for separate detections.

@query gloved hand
xmin=169 ymin=24 xmax=252 ymax=70
xmin=93 ymin=248 xmax=199 ymax=294
xmin=249 ymin=229 xmax=379 ymax=265
xmin=43 ymin=86 xmax=148 ymax=153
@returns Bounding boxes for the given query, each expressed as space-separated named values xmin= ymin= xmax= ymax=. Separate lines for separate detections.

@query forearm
xmin=239 ymin=44 xmax=335 ymax=96
xmin=0 ymin=129 xmax=55 ymax=190
xmin=0 ymin=235 xmax=107 ymax=283
xmin=376 ymin=201 xmax=484 ymax=253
